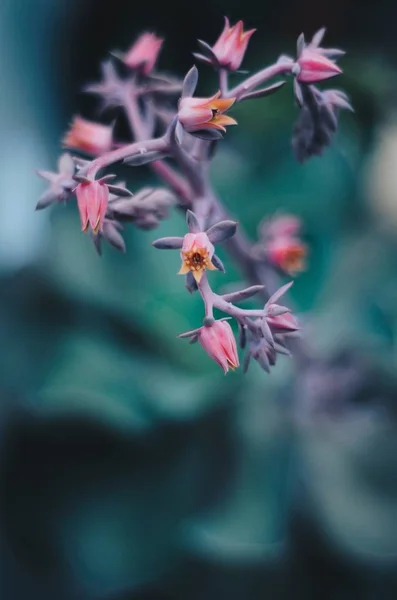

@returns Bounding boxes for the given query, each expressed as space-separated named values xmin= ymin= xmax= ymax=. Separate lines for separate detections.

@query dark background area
xmin=2 ymin=0 xmax=397 ymax=598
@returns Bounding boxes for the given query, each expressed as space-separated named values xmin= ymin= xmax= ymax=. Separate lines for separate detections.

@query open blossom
xmin=212 ymin=18 xmax=256 ymax=71
xmin=198 ymin=320 xmax=239 ymax=373
xmin=296 ymin=48 xmax=341 ymax=84
xmin=259 ymin=215 xmax=306 ymax=275
xmin=76 ymin=181 xmax=109 ymax=234
xmin=266 ymin=238 xmax=306 ymax=275
xmin=63 ymin=117 xmax=113 ymax=156
xmin=123 ymin=33 xmax=163 ymax=75
xmin=178 ymin=92 xmax=236 ymax=134
xmin=178 ymin=232 xmax=217 ymax=283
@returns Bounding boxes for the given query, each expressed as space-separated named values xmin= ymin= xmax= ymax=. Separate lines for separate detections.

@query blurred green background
xmin=2 ymin=0 xmax=397 ymax=598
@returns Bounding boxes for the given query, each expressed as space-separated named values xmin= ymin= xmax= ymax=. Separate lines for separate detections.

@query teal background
xmin=2 ymin=1 xmax=397 ymax=598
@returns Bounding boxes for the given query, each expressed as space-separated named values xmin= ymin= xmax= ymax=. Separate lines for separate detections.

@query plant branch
xmin=87 ymin=137 xmax=168 ymax=179
xmin=122 ymin=90 xmax=193 ymax=203
xmin=228 ymin=61 xmax=294 ymax=100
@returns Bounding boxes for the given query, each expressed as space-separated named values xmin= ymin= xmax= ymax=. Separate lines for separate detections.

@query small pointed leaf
xmin=238 ymin=323 xmax=247 ymax=349
xmin=243 ymin=352 xmax=251 ymax=373
xmin=196 ymin=40 xmax=220 ymax=65
xmin=260 ymin=319 xmax=274 ymax=346
xmin=212 ymin=254 xmax=225 ymax=272
xmin=311 ymin=27 xmax=326 ymax=47
xmin=193 ymin=128 xmax=224 ymax=141
xmin=186 ymin=210 xmax=201 ymax=233
xmin=124 ymin=150 xmax=167 ymax=166
xmin=152 ymin=236 xmax=184 ymax=249
xmin=206 ymin=220 xmax=237 ymax=244
xmin=107 ymin=185 xmax=133 ymax=197
xmin=241 ymin=81 xmax=286 ymax=101
xmin=266 ymin=305 xmax=290 ymax=317
xmin=222 ymin=285 xmax=264 ymax=303
xmin=182 ymin=66 xmax=199 ymax=98
xmin=185 ymin=272 xmax=198 ymax=294
xmin=267 ymin=281 xmax=293 ymax=306
xmin=297 ymin=33 xmax=306 ymax=57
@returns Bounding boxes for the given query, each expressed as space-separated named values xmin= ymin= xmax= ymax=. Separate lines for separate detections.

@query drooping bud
xmin=75 ymin=180 xmax=109 ymax=234
xmin=198 ymin=320 xmax=239 ymax=373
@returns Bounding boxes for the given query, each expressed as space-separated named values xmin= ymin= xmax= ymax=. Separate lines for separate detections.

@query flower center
xmin=192 ymin=252 xmax=204 ymax=265
xmin=282 ymin=247 xmax=305 ymax=272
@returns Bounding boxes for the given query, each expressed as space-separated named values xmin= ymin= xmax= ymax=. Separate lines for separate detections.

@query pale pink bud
xmin=296 ymin=49 xmax=342 ymax=83
xmin=76 ymin=181 xmax=109 ymax=235
xmin=63 ymin=116 xmax=113 ymax=156
xmin=198 ymin=320 xmax=239 ymax=373
xmin=178 ymin=232 xmax=217 ymax=283
xmin=266 ymin=215 xmax=302 ymax=238
xmin=123 ymin=33 xmax=163 ymax=75
xmin=178 ymin=92 xmax=236 ymax=133
xmin=267 ymin=311 xmax=299 ymax=332
xmin=212 ymin=18 xmax=256 ymax=71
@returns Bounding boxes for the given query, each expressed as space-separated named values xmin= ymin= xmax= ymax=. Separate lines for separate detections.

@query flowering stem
xmin=122 ymin=92 xmax=193 ymax=203
xmin=219 ymin=68 xmax=229 ymax=96
xmin=123 ymin=89 xmax=153 ymax=141
xmin=197 ymin=274 xmax=214 ymax=320
xmin=87 ymin=137 xmax=168 ymax=179
xmin=228 ymin=61 xmax=294 ymax=100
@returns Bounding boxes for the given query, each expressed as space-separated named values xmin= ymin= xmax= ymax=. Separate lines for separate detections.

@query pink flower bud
xmin=212 ymin=18 xmax=256 ymax=71
xmin=76 ymin=181 xmax=109 ymax=235
xmin=198 ymin=320 xmax=239 ymax=373
xmin=178 ymin=232 xmax=217 ymax=283
xmin=178 ymin=92 xmax=236 ymax=133
xmin=63 ymin=116 xmax=113 ymax=156
xmin=123 ymin=33 xmax=163 ymax=75
xmin=296 ymin=49 xmax=342 ymax=83
xmin=267 ymin=311 xmax=299 ymax=332
xmin=265 ymin=215 xmax=302 ymax=238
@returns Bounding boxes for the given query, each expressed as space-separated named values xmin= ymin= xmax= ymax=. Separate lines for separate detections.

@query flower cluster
xmin=36 ymin=19 xmax=352 ymax=374
xmin=153 ymin=211 xmax=298 ymax=373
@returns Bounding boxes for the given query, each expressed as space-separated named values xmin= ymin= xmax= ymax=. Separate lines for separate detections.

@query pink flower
xmin=123 ymin=33 xmax=163 ymax=75
xmin=266 ymin=238 xmax=306 ymax=275
xmin=296 ymin=48 xmax=342 ymax=84
xmin=178 ymin=92 xmax=236 ymax=134
xmin=212 ymin=17 xmax=256 ymax=71
xmin=76 ymin=181 xmax=109 ymax=234
xmin=198 ymin=320 xmax=239 ymax=373
xmin=178 ymin=232 xmax=217 ymax=283
xmin=63 ymin=116 xmax=113 ymax=156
